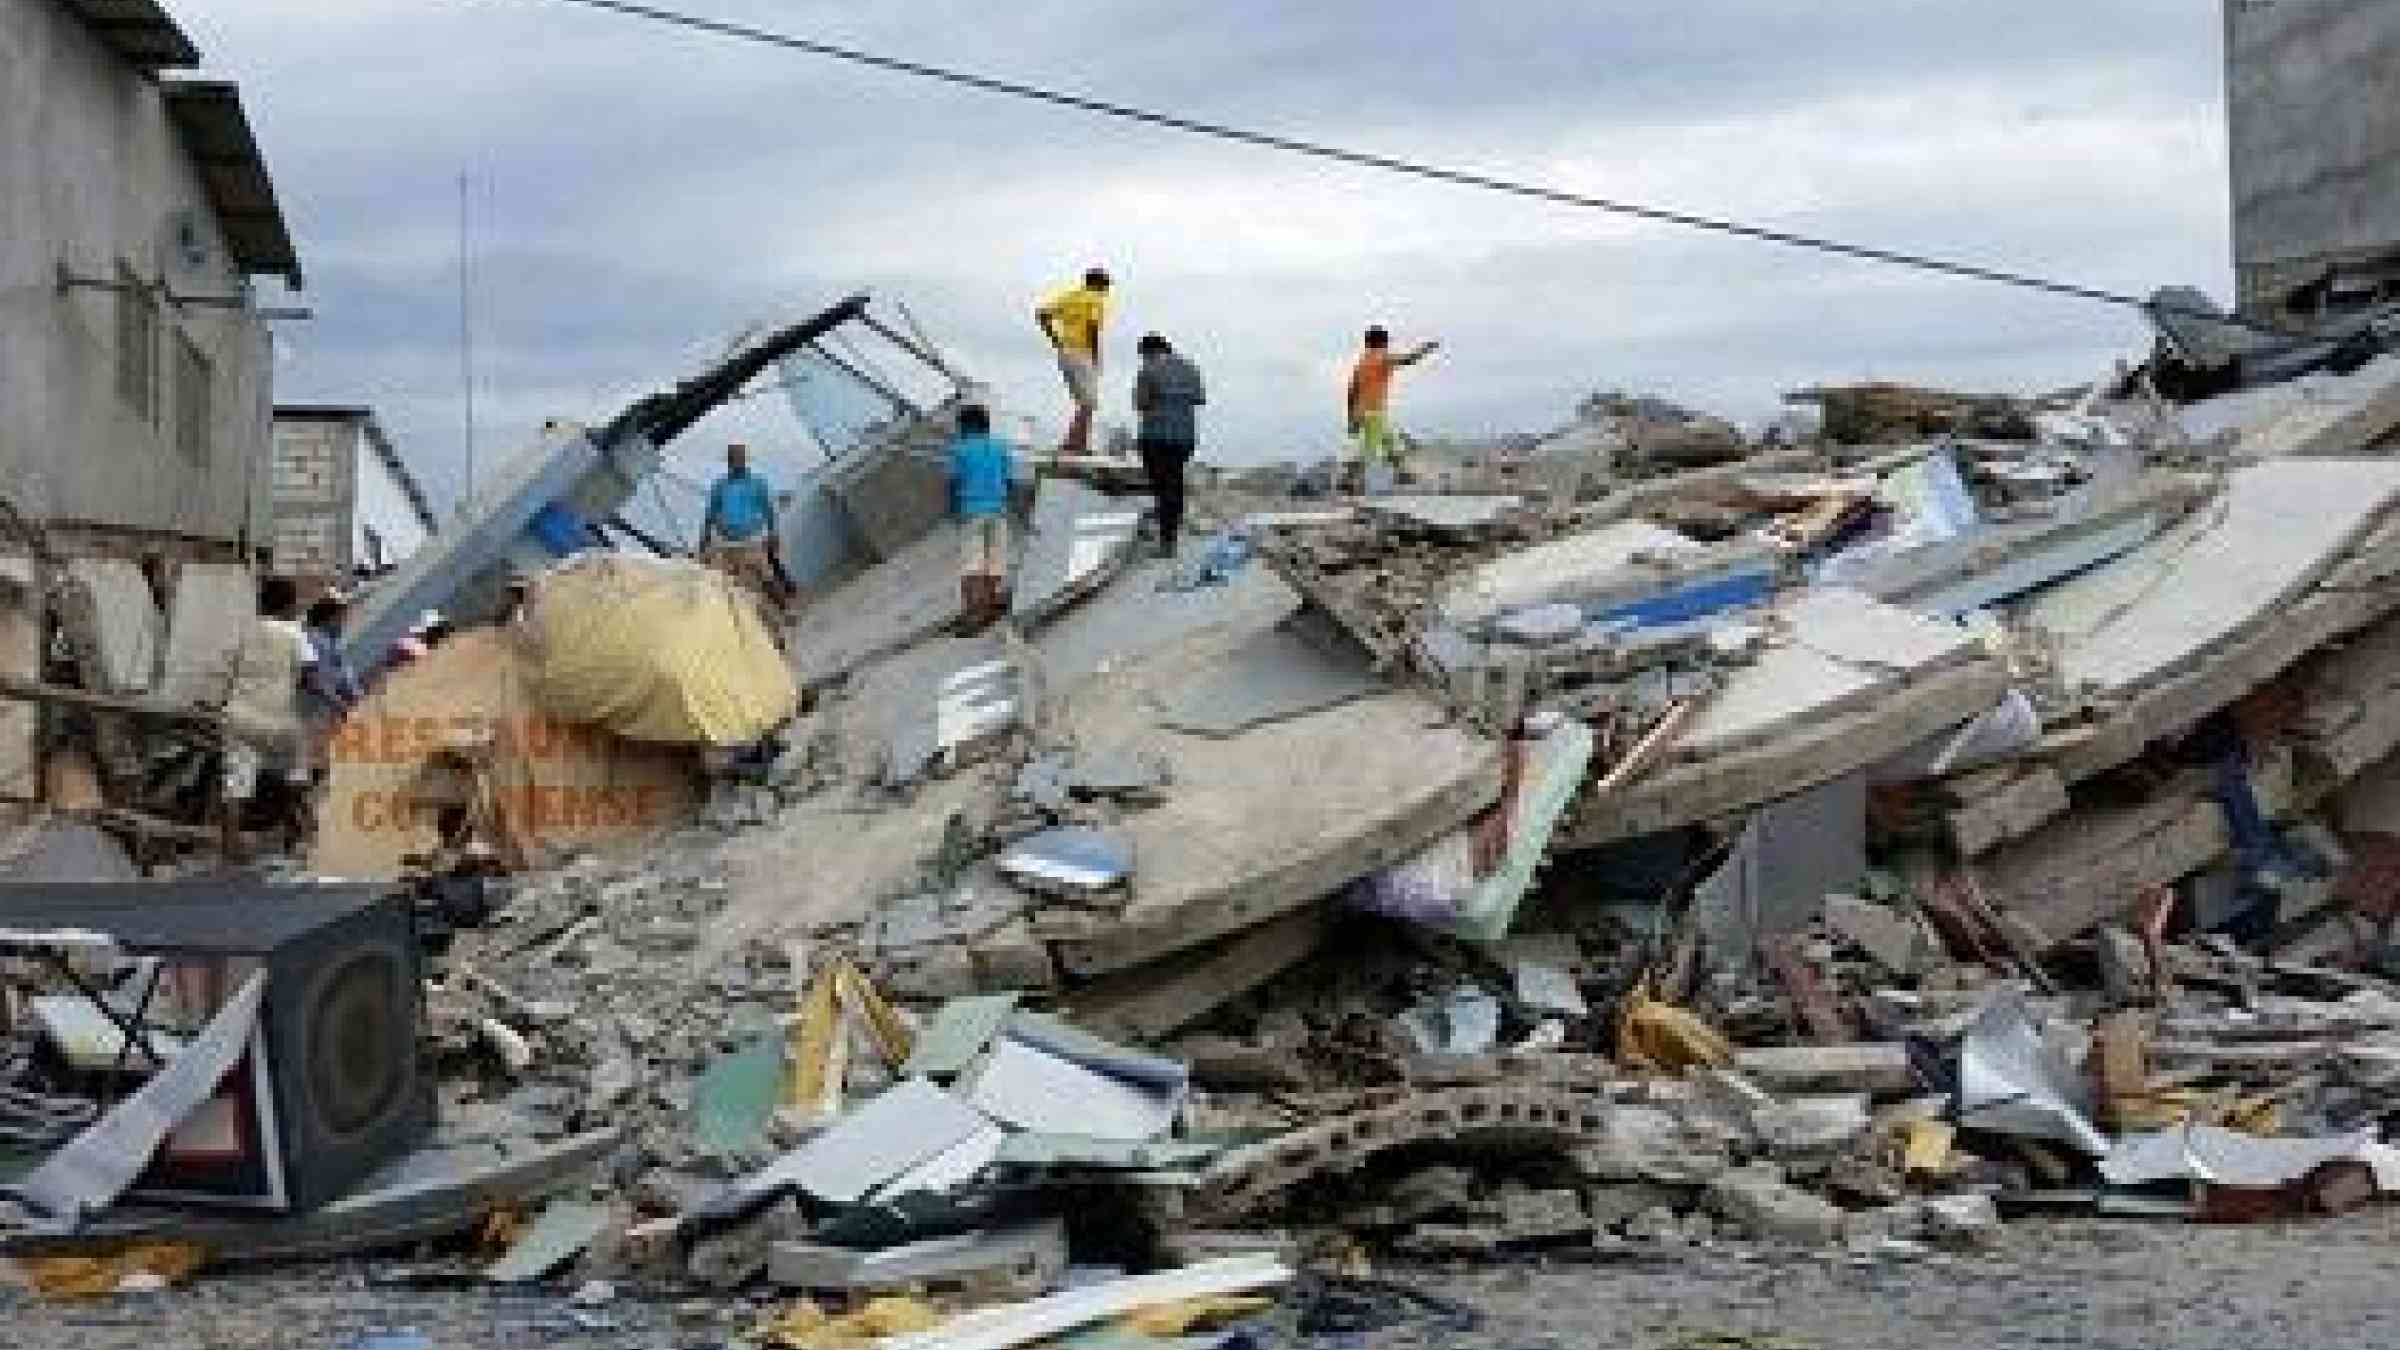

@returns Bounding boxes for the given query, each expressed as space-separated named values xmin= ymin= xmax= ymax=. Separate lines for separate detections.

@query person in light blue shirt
xmin=702 ymin=442 xmax=775 ymax=545
xmin=699 ymin=442 xmax=789 ymax=622
xmin=949 ymin=405 xmax=1015 ymax=631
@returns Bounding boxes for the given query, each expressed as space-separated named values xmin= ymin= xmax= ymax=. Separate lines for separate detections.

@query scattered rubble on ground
xmin=13 ymin=300 xmax=2400 ymax=1345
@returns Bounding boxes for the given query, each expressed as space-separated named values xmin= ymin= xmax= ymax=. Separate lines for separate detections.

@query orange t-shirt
xmin=1350 ymin=350 xmax=1395 ymax=414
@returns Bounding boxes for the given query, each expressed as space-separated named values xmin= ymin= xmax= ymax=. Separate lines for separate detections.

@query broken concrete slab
xmin=1821 ymin=895 xmax=1940 ymax=977
xmin=1731 ymin=1044 xmax=1916 ymax=1097
xmin=1688 ymin=772 xmax=1866 ymax=963
xmin=769 ymin=1218 xmax=1067 ymax=1296
xmin=1045 ymin=690 xmax=1504 ymax=975
xmin=792 ymin=522 xmax=978 ymax=691
xmin=1012 ymin=479 xmax=1144 ymax=626
xmin=959 ymin=1036 xmax=1179 ymax=1142
xmin=59 ymin=558 xmax=160 ymax=694
xmin=902 ymin=994 xmax=1024 ymax=1079
xmin=1035 ymin=555 xmax=1299 ymax=696
xmin=1836 ymin=478 xmax=2191 ymax=620
xmin=1565 ymin=588 xmax=2008 ymax=846
xmin=1067 ymin=904 xmax=1333 ymax=1042
xmin=1705 ymin=1162 xmax=1844 ymax=1245
xmin=1440 ymin=522 xmax=1774 ymax=628
xmin=486 ymin=1199 xmax=613 ymax=1284
xmin=1195 ymin=1087 xmax=1615 ymax=1221
xmin=1154 ymin=607 xmax=1382 ymax=738
xmin=1980 ymin=755 xmax=2301 ymax=951
xmin=2030 ymin=459 xmax=2400 ymax=709
xmin=1947 ymin=767 xmax=2072 ymax=858
xmin=2180 ymin=355 xmax=2400 ymax=460
xmin=729 ymin=1077 xmax=993 ymax=1207
xmin=1355 ymin=494 xmax=1526 ymax=536
xmin=156 ymin=563 xmax=254 ymax=704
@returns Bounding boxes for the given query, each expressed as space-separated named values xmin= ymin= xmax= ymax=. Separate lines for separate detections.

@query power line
xmin=526 ymin=0 xmax=2183 ymax=320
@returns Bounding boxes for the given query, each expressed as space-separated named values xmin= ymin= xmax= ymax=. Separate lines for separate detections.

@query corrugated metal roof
xmin=57 ymin=0 xmax=200 ymax=70
xmin=160 ymin=79 xmax=301 ymax=289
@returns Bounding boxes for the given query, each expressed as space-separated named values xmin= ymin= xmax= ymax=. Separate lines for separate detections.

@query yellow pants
xmin=1353 ymin=410 xmax=1404 ymax=466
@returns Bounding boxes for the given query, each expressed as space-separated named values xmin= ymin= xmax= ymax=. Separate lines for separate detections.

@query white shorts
xmin=1057 ymin=350 xmax=1100 ymax=411
xmin=960 ymin=515 xmax=1011 ymax=578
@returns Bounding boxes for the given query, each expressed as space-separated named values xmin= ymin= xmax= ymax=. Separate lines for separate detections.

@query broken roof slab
xmin=1034 ymin=579 xmax=1502 ymax=976
xmin=1440 ymin=521 xmax=1751 ymax=626
xmin=1011 ymin=478 xmax=1146 ymax=625
xmin=1033 ymin=555 xmax=1300 ymax=694
xmin=1835 ymin=475 xmax=2200 ymax=619
xmin=2027 ymin=459 xmax=2400 ymax=701
xmin=2176 ymin=355 xmax=2400 ymax=458
xmin=792 ymin=521 xmax=975 ymax=690
xmin=1563 ymin=587 xmax=2009 ymax=846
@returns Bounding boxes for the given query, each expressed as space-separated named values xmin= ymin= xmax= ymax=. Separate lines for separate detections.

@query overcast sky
xmin=184 ymin=0 xmax=2231 ymax=521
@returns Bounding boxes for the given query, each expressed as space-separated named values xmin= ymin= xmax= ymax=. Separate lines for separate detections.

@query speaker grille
xmin=306 ymin=949 xmax=409 ymax=1137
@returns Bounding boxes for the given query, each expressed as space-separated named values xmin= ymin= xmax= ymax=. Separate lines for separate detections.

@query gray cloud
xmin=186 ymin=0 xmax=2231 ymax=517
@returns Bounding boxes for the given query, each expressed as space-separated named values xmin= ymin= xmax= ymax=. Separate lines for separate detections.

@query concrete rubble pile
xmin=23 ymin=303 xmax=2400 ymax=1340
xmin=251 ymin=316 xmax=2400 ymax=1325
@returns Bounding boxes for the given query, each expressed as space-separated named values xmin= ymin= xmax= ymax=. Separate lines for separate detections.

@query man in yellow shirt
xmin=1036 ymin=267 xmax=1111 ymax=456
xmin=1346 ymin=325 xmax=1440 ymax=486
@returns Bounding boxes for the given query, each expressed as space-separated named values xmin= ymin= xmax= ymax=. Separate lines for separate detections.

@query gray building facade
xmin=269 ymin=407 xmax=438 ymax=582
xmin=2226 ymin=0 xmax=2400 ymax=319
xmin=0 ymin=0 xmax=300 ymax=558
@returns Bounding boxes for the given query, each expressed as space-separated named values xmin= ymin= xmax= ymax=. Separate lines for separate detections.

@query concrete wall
xmin=353 ymin=438 xmax=432 ymax=569
xmin=268 ymin=414 xmax=357 ymax=577
xmin=2227 ymin=0 xmax=2400 ymax=313
xmin=0 ymin=1 xmax=274 ymax=550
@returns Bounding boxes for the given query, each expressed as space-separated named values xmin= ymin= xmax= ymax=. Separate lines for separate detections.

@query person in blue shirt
xmin=949 ymin=405 xmax=1015 ymax=632
xmin=700 ymin=442 xmax=789 ymax=624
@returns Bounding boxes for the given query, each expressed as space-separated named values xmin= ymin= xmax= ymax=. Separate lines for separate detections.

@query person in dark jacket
xmin=1131 ymin=333 xmax=1207 ymax=557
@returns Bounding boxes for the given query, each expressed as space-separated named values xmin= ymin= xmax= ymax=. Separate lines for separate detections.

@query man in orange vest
xmin=1346 ymin=325 xmax=1440 ymax=488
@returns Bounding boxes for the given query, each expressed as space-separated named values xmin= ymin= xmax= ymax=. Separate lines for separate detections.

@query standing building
xmin=0 ymin=0 xmax=300 ymax=560
xmin=269 ymin=406 xmax=439 ymax=582
xmin=2226 ymin=0 xmax=2400 ymax=322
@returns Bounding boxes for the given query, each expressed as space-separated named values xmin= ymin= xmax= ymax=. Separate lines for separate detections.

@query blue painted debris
xmin=1159 ymin=528 xmax=1255 ymax=592
xmin=997 ymin=827 xmax=1134 ymax=895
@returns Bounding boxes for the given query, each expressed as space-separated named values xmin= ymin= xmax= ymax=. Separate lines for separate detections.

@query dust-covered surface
xmin=13 ymin=1213 xmax=2400 ymax=1350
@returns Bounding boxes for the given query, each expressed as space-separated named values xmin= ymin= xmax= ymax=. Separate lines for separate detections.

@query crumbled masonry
xmin=15 ymin=300 xmax=2400 ymax=1336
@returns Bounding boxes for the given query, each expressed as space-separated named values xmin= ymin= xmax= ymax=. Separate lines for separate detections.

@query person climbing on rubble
xmin=1346 ymin=326 xmax=1440 ymax=490
xmin=700 ymin=442 xmax=789 ymax=625
xmin=1035 ymin=267 xmax=1111 ymax=457
xmin=1131 ymin=332 xmax=1207 ymax=558
xmin=216 ymin=575 xmax=313 ymax=860
xmin=949 ymin=403 xmax=1015 ymax=633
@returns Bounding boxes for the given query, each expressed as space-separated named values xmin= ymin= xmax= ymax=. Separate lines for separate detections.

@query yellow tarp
xmin=524 ymin=555 xmax=797 ymax=746
xmin=755 ymin=1295 xmax=945 ymax=1349
xmin=1615 ymin=980 xmax=1733 ymax=1073
xmin=18 ymin=1242 xmax=206 ymax=1298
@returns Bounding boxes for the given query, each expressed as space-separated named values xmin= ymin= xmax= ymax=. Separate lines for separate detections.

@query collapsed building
xmin=16 ymin=0 xmax=2400 ymax=1334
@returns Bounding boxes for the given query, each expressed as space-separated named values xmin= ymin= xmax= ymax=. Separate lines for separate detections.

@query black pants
xmin=1138 ymin=438 xmax=1195 ymax=550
